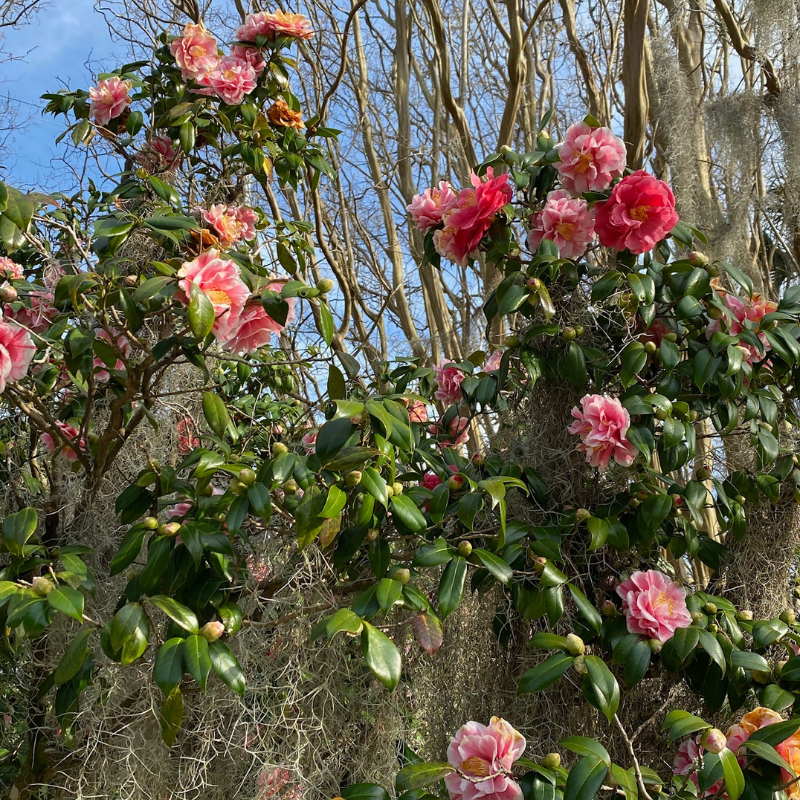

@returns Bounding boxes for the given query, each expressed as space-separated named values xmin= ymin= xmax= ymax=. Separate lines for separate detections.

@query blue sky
xmin=1 ymin=0 xmax=116 ymax=190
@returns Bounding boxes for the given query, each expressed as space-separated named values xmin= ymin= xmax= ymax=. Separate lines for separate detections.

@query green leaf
xmin=310 ymin=608 xmax=363 ymax=642
xmin=109 ymin=526 xmax=147 ymax=576
xmin=188 ymin=282 xmax=215 ymax=340
xmin=154 ymin=638 xmax=185 ymax=696
xmin=474 ymin=548 xmax=512 ymax=585
xmin=341 ymin=785 xmax=389 ymax=800
xmin=748 ymin=719 xmax=800 ymax=746
xmin=318 ymin=301 xmax=335 ymax=347
xmin=391 ymin=494 xmax=427 ymax=534
xmin=361 ymin=621 xmax=401 ymax=690
xmin=567 ymin=584 xmax=602 ymax=635
xmin=620 ymin=342 xmax=647 ymax=387
xmin=396 ymin=763 xmax=453 ymax=792
xmin=183 ymin=634 xmax=212 ymax=691
xmin=557 ymin=736 xmax=611 ymax=765
xmin=413 ymin=538 xmax=455 ymax=567
xmin=361 ymin=467 xmax=389 ymax=506
xmin=47 ymin=586 xmax=84 ymax=622
xmin=697 ymin=628 xmax=726 ymax=674
xmin=586 ymin=517 xmax=608 ymax=551
xmin=159 ymin=687 xmax=183 ymax=746
xmin=564 ymin=341 xmax=587 ymax=387
xmin=247 ymin=483 xmax=272 ymax=525
xmin=529 ymin=633 xmax=570 ymax=651
xmin=316 ymin=417 xmax=356 ymax=463
xmin=438 ymin=556 xmax=467 ymax=619
xmin=149 ymin=595 xmax=199 ymax=635
xmin=3 ymin=507 xmax=38 ymax=556
xmin=295 ymin=485 xmax=327 ymax=550
xmin=53 ymin=628 xmax=93 ymax=687
xmin=202 ymin=392 xmax=236 ymax=441
xmin=563 ymin=756 xmax=608 ymax=800
xmin=583 ymin=655 xmax=619 ymax=722
xmin=110 ymin=602 xmax=150 ymax=665
xmin=730 ymin=650 xmax=768 ymax=672
xmin=208 ymin=640 xmax=245 ymax=696
xmin=320 ymin=484 xmax=348 ymax=519
xmin=376 ymin=578 xmax=403 ymax=612
xmin=518 ymin=653 xmax=574 ymax=694
xmin=719 ymin=747 xmax=744 ymax=800
xmin=742 ymin=740 xmax=795 ymax=775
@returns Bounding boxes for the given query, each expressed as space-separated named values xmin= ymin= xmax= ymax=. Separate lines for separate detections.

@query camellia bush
xmin=4 ymin=10 xmax=800 ymax=800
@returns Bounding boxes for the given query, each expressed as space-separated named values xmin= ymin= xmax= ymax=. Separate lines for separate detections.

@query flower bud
xmin=700 ymin=728 xmax=727 ymax=754
xmin=124 ymin=274 xmax=138 ymax=286
xmin=394 ymin=568 xmax=411 ymax=585
xmin=471 ymin=452 xmax=485 ymax=466
xmin=32 ymin=576 xmax=53 ymax=597
xmin=707 ymin=305 xmax=724 ymax=320
xmin=655 ymin=408 xmax=669 ymax=421
xmin=648 ymin=638 xmax=663 ymax=654
xmin=573 ymin=655 xmax=588 ymax=675
xmin=503 ymin=335 xmax=520 ymax=348
xmin=565 ymin=634 xmax=585 ymax=656
xmin=283 ymin=479 xmax=299 ymax=495
xmin=317 ymin=278 xmax=335 ymax=294
xmin=696 ymin=466 xmax=712 ymax=481
xmin=688 ymin=251 xmax=709 ymax=267
xmin=392 ymin=482 xmax=404 ymax=497
xmin=345 ymin=470 xmax=363 ymax=487
xmin=238 ymin=467 xmax=257 ymax=486
xmin=385 ymin=485 xmax=394 ymax=497
xmin=532 ymin=555 xmax=547 ymax=573
xmin=644 ymin=340 xmax=657 ymax=355
xmin=688 ymin=410 xmax=699 ymax=421
xmin=542 ymin=753 xmax=561 ymax=770
xmin=690 ymin=611 xmax=704 ymax=624
xmin=752 ymin=669 xmax=772 ymax=684
xmin=216 ymin=513 xmax=227 ymax=523
xmin=708 ymin=622 xmax=719 ymax=634
xmin=781 ymin=610 xmax=796 ymax=625
xmin=735 ymin=495 xmax=746 ymax=506
xmin=0 ymin=283 xmax=17 ymax=303
xmin=366 ymin=528 xmax=379 ymax=542
xmin=706 ymin=263 xmax=720 ymax=278
xmin=199 ymin=621 xmax=225 ymax=642
xmin=736 ymin=609 xmax=753 ymax=621
xmin=575 ymin=326 xmax=584 ymax=337
xmin=628 ymin=498 xmax=641 ymax=509
xmin=161 ymin=522 xmax=181 ymax=537
xmin=575 ymin=508 xmax=591 ymax=522
xmin=561 ymin=326 xmax=576 ymax=341
xmin=526 ymin=277 xmax=542 ymax=290
xmin=703 ymin=602 xmax=717 ymax=615
xmin=458 ymin=541 xmax=473 ymax=557
xmin=273 ymin=442 xmax=289 ymax=456
xmin=664 ymin=332 xmax=678 ymax=343
xmin=601 ymin=600 xmax=617 ymax=617
xmin=231 ymin=479 xmax=249 ymax=496
xmin=448 ymin=474 xmax=465 ymax=491
xmin=144 ymin=516 xmax=159 ymax=530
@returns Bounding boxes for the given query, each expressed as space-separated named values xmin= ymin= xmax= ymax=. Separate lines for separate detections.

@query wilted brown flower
xmin=267 ymin=99 xmax=304 ymax=130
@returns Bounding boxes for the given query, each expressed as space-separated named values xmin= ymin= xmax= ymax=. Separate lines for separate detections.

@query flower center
xmin=460 ymin=757 xmax=491 ymax=777
xmin=629 ymin=205 xmax=650 ymax=222
xmin=657 ymin=591 xmax=675 ymax=615
xmin=205 ymin=289 xmax=231 ymax=305
xmin=573 ymin=151 xmax=594 ymax=174
xmin=223 ymin=69 xmax=237 ymax=80
xmin=190 ymin=45 xmax=207 ymax=57
xmin=555 ymin=221 xmax=575 ymax=241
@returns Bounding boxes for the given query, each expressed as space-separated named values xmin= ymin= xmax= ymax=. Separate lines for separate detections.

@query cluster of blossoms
xmin=445 ymin=717 xmax=526 ymax=800
xmin=201 ymin=204 xmax=259 ymax=246
xmin=616 ymin=570 xmax=692 ymax=642
xmin=674 ymin=708 xmax=800 ymax=798
xmin=176 ymin=249 xmax=294 ymax=353
xmin=408 ymin=120 xmax=679 ymax=264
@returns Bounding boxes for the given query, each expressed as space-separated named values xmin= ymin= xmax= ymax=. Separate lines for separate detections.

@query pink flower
xmin=233 ymin=206 xmax=259 ymax=241
xmin=421 ymin=464 xmax=458 ymax=491
xmin=230 ymin=44 xmax=267 ymax=75
xmin=6 ymin=288 xmax=56 ymax=333
xmin=407 ymin=182 xmax=458 ymax=231
xmin=434 ymin=169 xmax=513 ymax=266
xmin=177 ymin=417 xmax=200 ymax=454
xmin=434 ymin=360 xmax=465 ymax=405
xmin=556 ymin=121 xmax=627 ymax=195
xmin=444 ymin=717 xmax=526 ymax=800
xmin=407 ymin=399 xmax=428 ymax=423
xmin=616 ymin=570 xmax=692 ymax=642
xmin=236 ymin=11 xmax=314 ymax=43
xmin=176 ymin=249 xmax=250 ymax=336
xmin=527 ymin=189 xmax=595 ymax=259
xmin=169 ymin=22 xmax=220 ymax=82
xmin=706 ymin=288 xmax=777 ymax=365
xmin=0 ymin=317 xmax=35 ymax=393
xmin=639 ymin=318 xmax=673 ymax=348
xmin=301 ymin=430 xmax=317 ymax=453
xmin=568 ymin=394 xmax=637 ymax=471
xmin=93 ymin=329 xmax=130 ymax=382
xmin=201 ymin=204 xmax=258 ymax=244
xmin=167 ymin=501 xmax=193 ymax=521
xmin=447 ymin=416 xmax=470 ymax=447
xmin=88 ymin=77 xmax=132 ymax=127
xmin=220 ymin=290 xmax=295 ymax=354
xmin=595 ymin=170 xmax=679 ymax=255
xmin=0 ymin=257 xmax=23 ymax=280
xmin=483 ymin=350 xmax=503 ymax=373
xmin=41 ymin=421 xmax=84 ymax=462
xmin=136 ymin=135 xmax=180 ymax=172
xmin=673 ymin=737 xmax=700 ymax=778
xmin=197 ymin=56 xmax=257 ymax=105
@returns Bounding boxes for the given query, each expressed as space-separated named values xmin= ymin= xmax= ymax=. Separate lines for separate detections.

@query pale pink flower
xmin=444 ymin=717 xmax=526 ymax=800
xmin=0 ymin=316 xmax=35 ymax=393
xmin=301 ymin=430 xmax=317 ymax=453
xmin=176 ymin=249 xmax=250 ymax=336
xmin=0 ymin=257 xmax=23 ymax=280
xmin=527 ymin=189 xmax=595 ymax=259
xmin=434 ymin=168 xmax=513 ymax=266
xmin=446 ymin=416 xmax=470 ymax=447
xmin=93 ymin=329 xmax=130 ymax=382
xmin=136 ymin=135 xmax=180 ymax=172
xmin=483 ymin=350 xmax=503 ymax=373
xmin=433 ymin=360 xmax=465 ymax=405
xmin=230 ymin=44 xmax=267 ymax=75
xmin=616 ymin=570 xmax=692 ymax=642
xmin=220 ymin=291 xmax=295 ymax=355
xmin=673 ymin=737 xmax=700 ymax=778
xmin=197 ymin=56 xmax=257 ymax=105
xmin=595 ymin=170 xmax=679 ymax=255
xmin=201 ymin=204 xmax=259 ymax=245
xmin=421 ymin=464 xmax=458 ymax=490
xmin=233 ymin=206 xmax=259 ymax=240
xmin=6 ymin=288 xmax=56 ymax=333
xmin=706 ymin=289 xmax=777 ymax=365
xmin=407 ymin=399 xmax=428 ymax=424
xmin=41 ymin=421 xmax=84 ymax=462
xmin=170 ymin=22 xmax=220 ymax=82
xmin=406 ymin=182 xmax=458 ymax=231
xmin=88 ymin=77 xmax=132 ymax=127
xmin=567 ymin=394 xmax=637 ymax=471
xmin=167 ymin=501 xmax=193 ymax=521
xmin=236 ymin=11 xmax=314 ymax=43
xmin=556 ymin=121 xmax=626 ymax=195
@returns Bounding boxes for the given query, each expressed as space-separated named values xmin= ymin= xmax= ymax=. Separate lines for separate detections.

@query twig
xmin=614 ymin=713 xmax=654 ymax=800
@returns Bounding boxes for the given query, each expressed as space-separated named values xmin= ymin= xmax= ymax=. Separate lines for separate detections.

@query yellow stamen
xmin=573 ymin=151 xmax=594 ymax=175
xmin=556 ymin=222 xmax=575 ymax=241
xmin=460 ymin=757 xmax=491 ymax=777
xmin=206 ymin=289 xmax=231 ymax=305
xmin=629 ymin=205 xmax=650 ymax=222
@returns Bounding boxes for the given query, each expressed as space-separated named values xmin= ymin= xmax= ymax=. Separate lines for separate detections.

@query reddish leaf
xmin=412 ymin=613 xmax=444 ymax=656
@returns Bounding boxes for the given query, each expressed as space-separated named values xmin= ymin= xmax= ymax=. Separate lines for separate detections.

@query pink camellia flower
xmin=93 ymin=329 xmax=131 ymax=382
xmin=527 ymin=189 xmax=595 ymax=259
xmin=483 ymin=350 xmax=503 ymax=373
xmin=230 ymin=44 xmax=267 ymax=75
xmin=88 ymin=77 xmax=132 ymax=127
xmin=434 ymin=169 xmax=513 ymax=266
xmin=197 ymin=56 xmax=257 ymax=105
xmin=233 ymin=206 xmax=259 ymax=241
xmin=407 ymin=399 xmax=428 ymax=424
xmin=0 ymin=257 xmax=23 ymax=280
xmin=406 ymin=182 xmax=458 ymax=231
xmin=236 ymin=11 xmax=314 ymax=42
xmin=444 ymin=717 xmax=526 ymax=800
xmin=568 ymin=394 xmax=638 ymax=471
xmin=6 ymin=288 xmax=57 ymax=333
xmin=202 ymin=204 xmax=258 ymax=244
xmin=301 ymin=430 xmax=317 ymax=453
xmin=433 ymin=359 xmax=465 ymax=405
xmin=136 ymin=135 xmax=180 ymax=173
xmin=421 ymin=464 xmax=459 ymax=491
xmin=220 ymin=291 xmax=296 ymax=354
xmin=594 ymin=170 xmax=679 ymax=255
xmin=638 ymin=318 xmax=673 ymax=348
xmin=167 ymin=501 xmax=193 ymax=521
xmin=616 ymin=570 xmax=692 ymax=642
xmin=176 ymin=249 xmax=250 ymax=335
xmin=706 ymin=288 xmax=777 ymax=365
xmin=177 ymin=417 xmax=200 ymax=454
xmin=41 ymin=420 xmax=84 ymax=462
xmin=556 ymin=121 xmax=627 ymax=195
xmin=446 ymin=416 xmax=470 ymax=448
xmin=0 ymin=316 xmax=35 ymax=393
xmin=169 ymin=22 xmax=220 ymax=82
